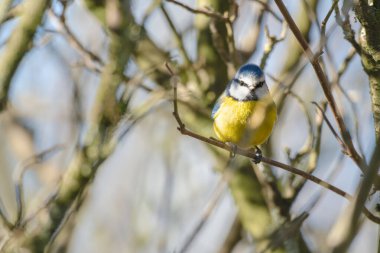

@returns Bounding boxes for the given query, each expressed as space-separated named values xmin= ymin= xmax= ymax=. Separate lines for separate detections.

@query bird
xmin=211 ymin=64 xmax=277 ymax=163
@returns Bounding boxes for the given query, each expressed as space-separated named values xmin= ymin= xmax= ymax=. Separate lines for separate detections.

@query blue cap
xmin=236 ymin=64 xmax=263 ymax=79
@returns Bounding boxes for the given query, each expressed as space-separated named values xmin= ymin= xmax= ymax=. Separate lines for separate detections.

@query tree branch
xmin=17 ymin=1 xmax=136 ymax=251
xmin=273 ymin=0 xmax=366 ymax=172
xmin=167 ymin=62 xmax=380 ymax=224
xmin=354 ymin=2 xmax=380 ymax=139
xmin=0 ymin=0 xmax=49 ymax=110
xmin=331 ymin=139 xmax=380 ymax=253
xmin=166 ymin=0 xmax=229 ymax=22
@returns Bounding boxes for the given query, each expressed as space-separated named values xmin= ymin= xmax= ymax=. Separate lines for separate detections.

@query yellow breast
xmin=213 ymin=96 xmax=277 ymax=148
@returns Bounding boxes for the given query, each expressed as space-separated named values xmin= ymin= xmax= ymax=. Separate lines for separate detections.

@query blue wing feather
xmin=211 ymin=92 xmax=226 ymax=119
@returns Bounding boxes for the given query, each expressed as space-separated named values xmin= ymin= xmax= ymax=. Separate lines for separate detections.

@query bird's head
xmin=227 ymin=64 xmax=269 ymax=101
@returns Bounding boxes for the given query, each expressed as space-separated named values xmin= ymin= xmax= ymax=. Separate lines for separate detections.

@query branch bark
xmin=10 ymin=1 xmax=136 ymax=251
xmin=0 ymin=0 xmax=49 ymax=110
xmin=354 ymin=2 xmax=380 ymax=139
xmin=274 ymin=0 xmax=366 ymax=172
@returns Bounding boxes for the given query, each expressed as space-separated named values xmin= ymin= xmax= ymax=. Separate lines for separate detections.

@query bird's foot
xmin=226 ymin=142 xmax=237 ymax=158
xmin=252 ymin=146 xmax=262 ymax=164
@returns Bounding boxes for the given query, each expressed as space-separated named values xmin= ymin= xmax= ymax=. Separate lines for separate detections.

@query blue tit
xmin=211 ymin=64 xmax=277 ymax=149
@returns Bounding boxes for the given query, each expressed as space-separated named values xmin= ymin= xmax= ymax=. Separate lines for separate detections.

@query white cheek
xmin=229 ymin=85 xmax=250 ymax=100
xmin=255 ymin=85 xmax=269 ymax=99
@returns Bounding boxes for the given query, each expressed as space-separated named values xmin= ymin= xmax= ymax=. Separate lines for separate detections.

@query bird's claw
xmin=252 ymin=147 xmax=262 ymax=164
xmin=226 ymin=142 xmax=237 ymax=158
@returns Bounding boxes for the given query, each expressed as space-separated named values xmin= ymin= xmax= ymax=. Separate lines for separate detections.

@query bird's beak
xmin=249 ymin=89 xmax=259 ymax=101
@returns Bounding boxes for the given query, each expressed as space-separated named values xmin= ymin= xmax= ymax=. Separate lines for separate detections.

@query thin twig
xmin=225 ymin=19 xmax=237 ymax=65
xmin=296 ymin=151 xmax=345 ymax=213
xmin=166 ymin=0 xmax=229 ymax=22
xmin=316 ymin=0 xmax=339 ymax=59
xmin=317 ymin=2 xmax=364 ymax=159
xmin=260 ymin=21 xmax=287 ymax=69
xmin=0 ymin=198 xmax=12 ymax=229
xmin=331 ymin=49 xmax=365 ymax=156
xmin=13 ymin=145 xmax=64 ymax=228
xmin=0 ymin=233 xmax=10 ymax=252
xmin=217 ymin=216 xmax=242 ymax=253
xmin=337 ymin=48 xmax=356 ymax=79
xmin=315 ymin=7 xmax=364 ymax=160
xmin=273 ymin=0 xmax=365 ymax=173
xmin=260 ymin=212 xmax=309 ymax=253
xmin=20 ymin=189 xmax=59 ymax=227
xmin=166 ymin=0 xmax=237 ymax=66
xmin=166 ymin=62 xmax=380 ymax=224
xmin=240 ymin=2 xmax=266 ymax=59
xmin=0 ymin=0 xmax=49 ymax=109
xmin=0 ymin=3 xmax=20 ymax=25
xmin=49 ymin=7 xmax=155 ymax=93
xmin=321 ymin=0 xmax=339 ymax=37
xmin=209 ymin=21 xmax=232 ymax=65
xmin=332 ymin=138 xmax=380 ymax=253
xmin=250 ymin=0 xmax=283 ymax=22
xmin=45 ymin=185 xmax=87 ymax=252
xmin=317 ymin=4 xmax=361 ymax=159
xmin=307 ymin=101 xmax=326 ymax=174
xmin=117 ymin=94 xmax=167 ymax=140
xmin=160 ymin=4 xmax=192 ymax=66
xmin=283 ymin=98 xmax=323 ymax=197
xmin=179 ymin=175 xmax=227 ymax=253
xmin=311 ymin=102 xmax=346 ymax=153
xmin=47 ymin=9 xmax=103 ymax=72
xmin=284 ymin=92 xmax=314 ymax=165
xmin=251 ymin=160 xmax=288 ymax=218
xmin=334 ymin=4 xmax=362 ymax=54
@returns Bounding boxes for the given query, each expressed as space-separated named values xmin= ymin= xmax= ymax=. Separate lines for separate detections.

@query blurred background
xmin=0 ymin=0 xmax=379 ymax=252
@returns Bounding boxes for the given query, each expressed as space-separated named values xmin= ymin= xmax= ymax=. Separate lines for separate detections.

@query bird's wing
xmin=211 ymin=91 xmax=226 ymax=119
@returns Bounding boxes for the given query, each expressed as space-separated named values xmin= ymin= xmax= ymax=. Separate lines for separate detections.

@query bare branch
xmin=160 ymin=4 xmax=192 ymax=66
xmin=273 ymin=0 xmax=366 ymax=172
xmin=217 ymin=216 xmax=241 ymax=253
xmin=0 ymin=0 xmax=13 ymax=23
xmin=166 ymin=62 xmax=380 ymax=224
xmin=0 ymin=233 xmax=10 ymax=252
xmin=334 ymin=4 xmax=362 ymax=54
xmin=250 ymin=0 xmax=283 ymax=22
xmin=284 ymin=91 xmax=314 ymax=165
xmin=179 ymin=175 xmax=227 ymax=253
xmin=0 ymin=0 xmax=49 ymax=109
xmin=166 ymin=0 xmax=229 ymax=22
xmin=321 ymin=0 xmax=339 ymax=36
xmin=331 ymin=139 xmax=380 ymax=252
xmin=261 ymin=212 xmax=309 ymax=253
xmin=0 ymin=198 xmax=12 ymax=229
xmin=311 ymin=102 xmax=346 ymax=153
xmin=47 ymin=9 xmax=104 ymax=72
xmin=0 ymin=3 xmax=20 ymax=25
xmin=336 ymin=48 xmax=356 ymax=80
xmin=260 ymin=22 xmax=287 ymax=69
xmin=21 ymin=2 xmax=137 ymax=250
xmin=49 ymin=7 xmax=155 ymax=93
xmin=12 ymin=145 xmax=64 ymax=228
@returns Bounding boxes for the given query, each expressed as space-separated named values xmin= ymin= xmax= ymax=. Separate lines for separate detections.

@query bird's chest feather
xmin=213 ymin=96 xmax=276 ymax=146
xmin=216 ymin=98 xmax=256 ymax=126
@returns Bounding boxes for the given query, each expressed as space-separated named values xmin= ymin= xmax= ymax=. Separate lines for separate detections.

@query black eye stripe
xmin=234 ymin=78 xmax=248 ymax=87
xmin=233 ymin=79 xmax=265 ymax=88
xmin=255 ymin=81 xmax=265 ymax=88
